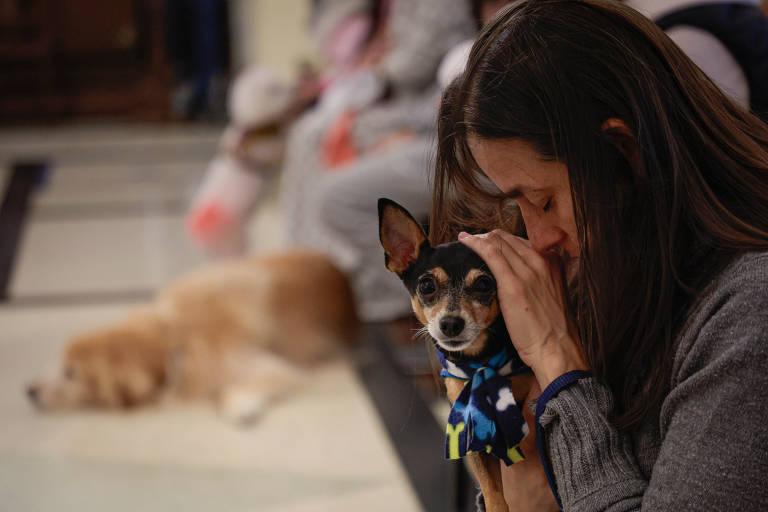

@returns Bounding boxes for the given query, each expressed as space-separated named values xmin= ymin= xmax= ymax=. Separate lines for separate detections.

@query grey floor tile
xmin=10 ymin=215 xmax=205 ymax=298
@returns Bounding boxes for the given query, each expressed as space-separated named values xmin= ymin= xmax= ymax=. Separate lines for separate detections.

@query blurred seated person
xmin=187 ymin=0 xmax=380 ymax=257
xmin=312 ymin=0 xmax=512 ymax=322
xmin=274 ymin=0 xmax=475 ymax=322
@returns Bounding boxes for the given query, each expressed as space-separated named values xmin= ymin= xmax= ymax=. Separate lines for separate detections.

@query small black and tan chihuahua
xmin=378 ymin=198 xmax=539 ymax=512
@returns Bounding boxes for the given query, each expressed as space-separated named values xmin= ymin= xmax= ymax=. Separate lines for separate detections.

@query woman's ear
xmin=601 ymin=118 xmax=641 ymax=168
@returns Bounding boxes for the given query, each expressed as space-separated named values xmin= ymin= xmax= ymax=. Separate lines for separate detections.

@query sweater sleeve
xmin=538 ymin=252 xmax=768 ymax=511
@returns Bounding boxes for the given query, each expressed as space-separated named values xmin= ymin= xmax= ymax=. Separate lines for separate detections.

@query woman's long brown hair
xmin=432 ymin=0 xmax=768 ymax=428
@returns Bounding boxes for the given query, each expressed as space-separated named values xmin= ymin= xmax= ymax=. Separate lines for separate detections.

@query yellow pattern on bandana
xmin=446 ymin=422 xmax=466 ymax=459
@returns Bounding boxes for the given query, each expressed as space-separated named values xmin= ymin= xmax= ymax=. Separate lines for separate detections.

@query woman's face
xmin=468 ymin=136 xmax=580 ymax=260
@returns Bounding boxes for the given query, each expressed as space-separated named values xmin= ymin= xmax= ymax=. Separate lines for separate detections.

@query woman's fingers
xmin=462 ymin=230 xmax=553 ymax=287
xmin=490 ymin=229 xmax=531 ymax=250
xmin=458 ymin=231 xmax=531 ymax=283
xmin=489 ymin=229 xmax=556 ymax=276
xmin=492 ymin=230 xmax=570 ymax=290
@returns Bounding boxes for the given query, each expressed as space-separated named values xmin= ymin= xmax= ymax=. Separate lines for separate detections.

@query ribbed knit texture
xmin=539 ymin=251 xmax=768 ymax=510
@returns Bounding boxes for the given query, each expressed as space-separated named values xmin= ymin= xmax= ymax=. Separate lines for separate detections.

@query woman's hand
xmin=458 ymin=230 xmax=587 ymax=388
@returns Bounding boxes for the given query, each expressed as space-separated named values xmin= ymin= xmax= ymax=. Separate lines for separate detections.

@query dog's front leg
xmin=444 ymin=377 xmax=509 ymax=512
xmin=467 ymin=452 xmax=509 ymax=511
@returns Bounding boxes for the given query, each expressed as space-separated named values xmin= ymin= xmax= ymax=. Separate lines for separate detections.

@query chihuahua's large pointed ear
xmin=378 ymin=198 xmax=428 ymax=275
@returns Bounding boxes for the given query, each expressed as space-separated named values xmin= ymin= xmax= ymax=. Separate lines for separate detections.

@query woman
xmin=433 ymin=0 xmax=768 ymax=509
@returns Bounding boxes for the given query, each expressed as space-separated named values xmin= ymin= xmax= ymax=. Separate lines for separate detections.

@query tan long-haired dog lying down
xmin=26 ymin=250 xmax=359 ymax=424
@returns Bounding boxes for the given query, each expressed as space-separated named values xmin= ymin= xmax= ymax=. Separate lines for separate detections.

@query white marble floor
xmin=0 ymin=124 xmax=422 ymax=512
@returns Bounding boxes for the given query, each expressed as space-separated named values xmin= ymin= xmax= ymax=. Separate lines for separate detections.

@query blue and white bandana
xmin=436 ymin=347 xmax=530 ymax=466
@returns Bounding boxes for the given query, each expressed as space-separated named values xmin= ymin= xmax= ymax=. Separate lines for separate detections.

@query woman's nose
xmin=524 ymin=216 xmax=566 ymax=254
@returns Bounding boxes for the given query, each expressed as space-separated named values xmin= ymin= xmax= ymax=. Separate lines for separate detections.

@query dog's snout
xmin=440 ymin=316 xmax=465 ymax=337
xmin=26 ymin=385 xmax=40 ymax=404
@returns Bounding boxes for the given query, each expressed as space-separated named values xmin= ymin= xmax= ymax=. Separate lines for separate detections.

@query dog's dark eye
xmin=64 ymin=366 xmax=75 ymax=380
xmin=418 ymin=276 xmax=437 ymax=297
xmin=472 ymin=275 xmax=495 ymax=293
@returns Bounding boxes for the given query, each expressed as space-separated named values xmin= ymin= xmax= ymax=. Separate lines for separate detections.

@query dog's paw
xmin=220 ymin=387 xmax=267 ymax=426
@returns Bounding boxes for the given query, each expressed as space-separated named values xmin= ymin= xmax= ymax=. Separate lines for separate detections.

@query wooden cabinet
xmin=0 ymin=0 xmax=170 ymax=122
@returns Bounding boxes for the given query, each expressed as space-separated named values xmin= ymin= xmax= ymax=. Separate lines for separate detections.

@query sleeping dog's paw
xmin=219 ymin=386 xmax=267 ymax=426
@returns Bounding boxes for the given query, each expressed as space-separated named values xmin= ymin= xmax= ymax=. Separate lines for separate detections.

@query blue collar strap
xmin=436 ymin=347 xmax=530 ymax=466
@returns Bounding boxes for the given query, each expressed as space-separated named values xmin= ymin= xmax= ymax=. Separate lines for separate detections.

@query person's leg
xmin=317 ymin=138 xmax=434 ymax=321
xmin=280 ymin=107 xmax=343 ymax=248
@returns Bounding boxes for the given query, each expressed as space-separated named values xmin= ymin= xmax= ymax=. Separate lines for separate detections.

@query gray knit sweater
xmin=539 ymin=251 xmax=768 ymax=510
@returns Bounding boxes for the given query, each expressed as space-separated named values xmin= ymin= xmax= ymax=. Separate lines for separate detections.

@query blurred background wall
xmin=231 ymin=0 xmax=315 ymax=81
xmin=3 ymin=0 xmax=766 ymax=124
xmin=0 ymin=0 xmax=315 ymax=124
xmin=0 ymin=0 xmax=170 ymax=122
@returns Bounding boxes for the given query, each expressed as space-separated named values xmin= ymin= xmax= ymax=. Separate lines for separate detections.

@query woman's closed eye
xmin=542 ymin=198 xmax=552 ymax=212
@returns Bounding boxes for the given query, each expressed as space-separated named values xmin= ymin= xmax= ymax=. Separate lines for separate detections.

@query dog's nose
xmin=440 ymin=316 xmax=465 ymax=337
xmin=26 ymin=385 xmax=39 ymax=404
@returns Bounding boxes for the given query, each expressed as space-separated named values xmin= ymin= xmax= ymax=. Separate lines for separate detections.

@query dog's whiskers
xmin=413 ymin=325 xmax=432 ymax=342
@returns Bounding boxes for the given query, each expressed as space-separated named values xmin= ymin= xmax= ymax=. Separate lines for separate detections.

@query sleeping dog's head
xmin=378 ymin=199 xmax=510 ymax=361
xmin=26 ymin=308 xmax=173 ymax=411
